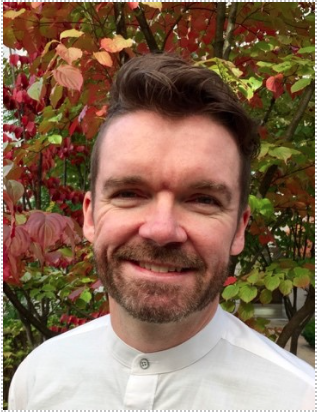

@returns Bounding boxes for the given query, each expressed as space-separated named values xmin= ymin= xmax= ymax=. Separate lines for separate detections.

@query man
xmin=9 ymin=54 xmax=314 ymax=410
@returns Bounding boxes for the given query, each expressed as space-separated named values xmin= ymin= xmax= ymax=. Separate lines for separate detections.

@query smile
xmin=138 ymin=262 xmax=184 ymax=273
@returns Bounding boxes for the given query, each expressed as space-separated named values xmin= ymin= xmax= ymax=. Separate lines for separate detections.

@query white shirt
xmin=8 ymin=306 xmax=314 ymax=410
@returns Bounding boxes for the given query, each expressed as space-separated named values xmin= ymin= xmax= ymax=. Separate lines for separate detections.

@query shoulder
xmin=219 ymin=307 xmax=314 ymax=382
xmin=21 ymin=314 xmax=111 ymax=365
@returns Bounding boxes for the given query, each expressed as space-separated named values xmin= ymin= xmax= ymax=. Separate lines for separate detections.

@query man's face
xmin=83 ymin=111 xmax=250 ymax=323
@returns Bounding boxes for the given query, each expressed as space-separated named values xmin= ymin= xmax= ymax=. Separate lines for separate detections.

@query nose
xmin=138 ymin=195 xmax=187 ymax=246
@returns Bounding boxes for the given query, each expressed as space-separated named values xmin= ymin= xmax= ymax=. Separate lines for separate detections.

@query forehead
xmin=97 ymin=111 xmax=241 ymax=189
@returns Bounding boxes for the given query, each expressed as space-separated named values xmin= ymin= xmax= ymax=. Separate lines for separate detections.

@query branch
xmin=3 ymin=283 xmax=56 ymax=339
xmin=261 ymin=96 xmax=276 ymax=126
xmin=222 ymin=3 xmax=238 ymax=60
xmin=283 ymin=80 xmax=315 ymax=142
xmin=114 ymin=2 xmax=130 ymax=65
xmin=161 ymin=13 xmax=183 ymax=51
xmin=214 ymin=2 xmax=226 ymax=58
xmin=276 ymin=286 xmax=315 ymax=349
xmin=133 ymin=5 xmax=160 ymax=52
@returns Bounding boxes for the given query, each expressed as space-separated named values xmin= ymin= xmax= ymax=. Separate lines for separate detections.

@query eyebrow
xmin=102 ymin=176 xmax=232 ymax=203
xmin=102 ymin=176 xmax=146 ymax=192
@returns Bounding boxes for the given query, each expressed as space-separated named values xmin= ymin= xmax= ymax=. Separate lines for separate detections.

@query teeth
xmin=139 ymin=262 xmax=182 ymax=273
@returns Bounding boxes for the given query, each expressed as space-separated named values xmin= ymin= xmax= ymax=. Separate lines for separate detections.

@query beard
xmin=94 ymin=242 xmax=229 ymax=324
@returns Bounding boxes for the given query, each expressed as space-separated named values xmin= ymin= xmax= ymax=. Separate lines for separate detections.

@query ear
xmin=83 ymin=191 xmax=95 ymax=243
xmin=230 ymin=205 xmax=251 ymax=256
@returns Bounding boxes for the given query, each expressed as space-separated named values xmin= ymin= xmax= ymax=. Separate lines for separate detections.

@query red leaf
xmin=259 ymin=232 xmax=275 ymax=245
xmin=68 ymin=287 xmax=85 ymax=301
xmin=52 ymin=65 xmax=83 ymax=92
xmin=128 ymin=2 xmax=139 ymax=10
xmin=90 ymin=279 xmax=103 ymax=290
xmin=69 ymin=119 xmax=79 ymax=136
xmin=223 ymin=276 xmax=237 ymax=287
xmin=56 ymin=44 xmax=83 ymax=66
xmin=26 ymin=212 xmax=66 ymax=249
xmin=266 ymin=74 xmax=284 ymax=99
xmin=9 ymin=54 xmax=20 ymax=67
xmin=8 ymin=226 xmax=31 ymax=256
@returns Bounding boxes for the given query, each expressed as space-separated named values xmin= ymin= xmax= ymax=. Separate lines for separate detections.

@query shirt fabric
xmin=8 ymin=306 xmax=315 ymax=410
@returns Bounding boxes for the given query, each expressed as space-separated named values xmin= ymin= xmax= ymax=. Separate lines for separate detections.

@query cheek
xmin=188 ymin=221 xmax=237 ymax=259
xmin=94 ymin=211 xmax=140 ymax=253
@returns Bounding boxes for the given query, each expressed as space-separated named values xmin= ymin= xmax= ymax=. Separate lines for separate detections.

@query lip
xmin=124 ymin=260 xmax=195 ymax=283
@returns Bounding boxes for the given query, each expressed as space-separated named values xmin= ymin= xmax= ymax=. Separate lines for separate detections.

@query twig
xmin=283 ymin=80 xmax=315 ymax=142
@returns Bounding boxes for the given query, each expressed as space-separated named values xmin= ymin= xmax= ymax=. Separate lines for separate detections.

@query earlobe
xmin=230 ymin=206 xmax=251 ymax=256
xmin=83 ymin=191 xmax=95 ymax=243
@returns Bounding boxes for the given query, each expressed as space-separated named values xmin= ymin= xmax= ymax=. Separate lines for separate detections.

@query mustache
xmin=112 ymin=242 xmax=206 ymax=270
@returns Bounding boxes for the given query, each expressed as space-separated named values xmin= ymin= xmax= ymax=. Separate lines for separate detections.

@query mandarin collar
xmin=106 ymin=306 xmax=226 ymax=375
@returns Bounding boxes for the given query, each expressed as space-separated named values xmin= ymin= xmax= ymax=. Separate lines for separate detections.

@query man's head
xmin=83 ymin=53 xmax=260 ymax=323
xmin=90 ymin=53 xmax=259 ymax=213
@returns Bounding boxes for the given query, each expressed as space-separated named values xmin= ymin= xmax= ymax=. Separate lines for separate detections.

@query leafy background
xmin=2 ymin=1 xmax=315 ymax=407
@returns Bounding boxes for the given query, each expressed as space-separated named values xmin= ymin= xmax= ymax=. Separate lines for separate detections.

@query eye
xmin=190 ymin=195 xmax=221 ymax=206
xmin=113 ymin=190 xmax=140 ymax=199
xmin=109 ymin=189 xmax=147 ymax=208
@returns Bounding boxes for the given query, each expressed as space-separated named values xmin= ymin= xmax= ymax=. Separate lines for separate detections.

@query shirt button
xmin=140 ymin=358 xmax=150 ymax=370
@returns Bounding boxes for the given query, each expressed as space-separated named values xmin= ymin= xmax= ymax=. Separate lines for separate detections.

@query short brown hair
xmin=90 ymin=53 xmax=260 ymax=212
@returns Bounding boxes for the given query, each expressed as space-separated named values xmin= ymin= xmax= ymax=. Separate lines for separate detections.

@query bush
xmin=302 ymin=318 xmax=315 ymax=348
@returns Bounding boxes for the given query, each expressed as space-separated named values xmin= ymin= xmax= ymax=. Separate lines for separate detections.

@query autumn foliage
xmin=2 ymin=2 xmax=315 ymax=397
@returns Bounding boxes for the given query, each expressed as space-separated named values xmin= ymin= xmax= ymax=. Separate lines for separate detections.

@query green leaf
xmin=256 ymin=41 xmax=274 ymax=52
xmin=264 ymin=274 xmax=280 ymax=291
xmin=247 ymin=76 xmax=263 ymax=90
xmin=43 ymin=284 xmax=56 ymax=291
xmin=293 ymin=268 xmax=311 ymax=288
xmin=260 ymin=289 xmax=273 ymax=305
xmin=30 ymin=289 xmax=40 ymax=298
xmin=273 ymin=61 xmax=294 ymax=73
xmin=258 ymin=142 xmax=271 ymax=158
xmin=48 ymin=135 xmax=62 ymax=144
xmin=27 ymin=79 xmax=43 ymax=102
xmin=259 ymin=198 xmax=274 ymax=218
xmin=222 ymin=284 xmax=239 ymax=301
xmin=268 ymin=146 xmax=300 ymax=163
xmin=80 ymin=277 xmax=93 ymax=283
xmin=80 ymin=290 xmax=92 ymax=303
xmin=43 ymin=292 xmax=56 ymax=300
xmin=248 ymin=195 xmax=259 ymax=214
xmin=239 ymin=285 xmax=257 ymax=303
xmin=238 ymin=302 xmax=254 ymax=321
xmin=59 ymin=288 xmax=71 ymax=298
xmin=279 ymin=280 xmax=293 ymax=296
xmin=247 ymin=269 xmax=262 ymax=284
xmin=48 ymin=113 xmax=62 ymax=122
xmin=58 ymin=247 xmax=73 ymax=257
xmin=298 ymin=46 xmax=315 ymax=54
xmin=291 ymin=78 xmax=312 ymax=93
xmin=220 ymin=301 xmax=236 ymax=313
xmin=50 ymin=85 xmax=64 ymax=108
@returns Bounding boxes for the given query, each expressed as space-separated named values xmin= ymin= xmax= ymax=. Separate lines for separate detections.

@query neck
xmin=109 ymin=297 xmax=220 ymax=353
